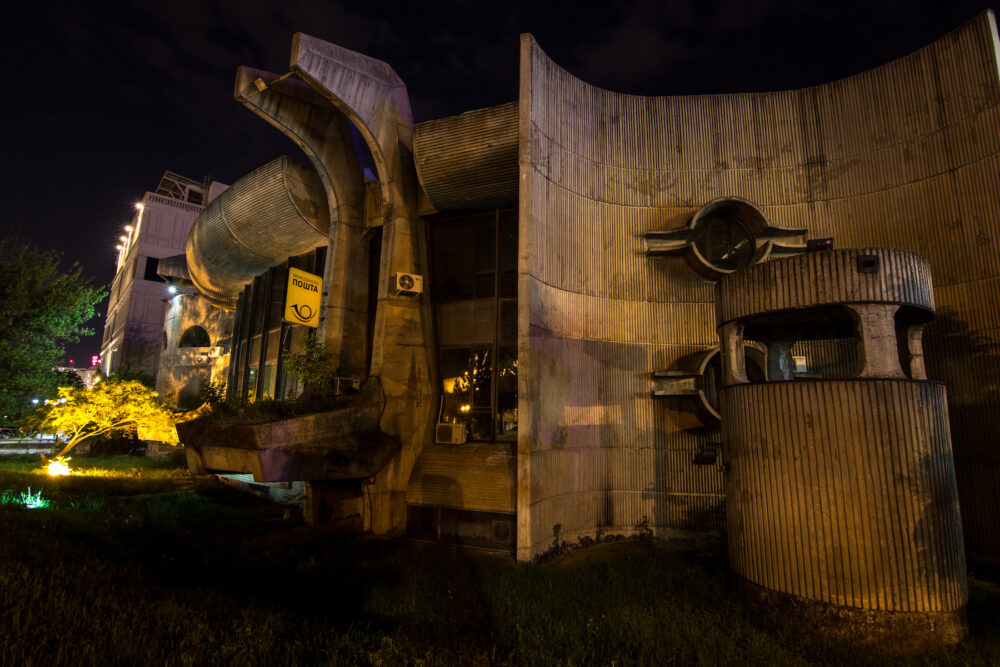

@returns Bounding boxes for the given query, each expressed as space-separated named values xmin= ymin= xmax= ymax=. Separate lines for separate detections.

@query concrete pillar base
xmin=740 ymin=578 xmax=968 ymax=654
xmin=303 ymin=481 xmax=363 ymax=525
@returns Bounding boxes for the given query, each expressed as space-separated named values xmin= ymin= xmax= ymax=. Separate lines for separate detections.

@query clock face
xmin=399 ymin=274 xmax=415 ymax=290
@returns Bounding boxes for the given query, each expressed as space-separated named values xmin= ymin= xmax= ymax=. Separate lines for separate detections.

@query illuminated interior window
xmin=431 ymin=209 xmax=518 ymax=442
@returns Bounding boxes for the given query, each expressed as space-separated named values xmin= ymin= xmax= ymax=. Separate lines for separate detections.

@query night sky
xmin=4 ymin=0 xmax=996 ymax=365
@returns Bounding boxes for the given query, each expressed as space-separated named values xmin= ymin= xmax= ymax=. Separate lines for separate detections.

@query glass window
xmin=440 ymin=347 xmax=492 ymax=441
xmin=430 ymin=209 xmax=518 ymax=442
xmin=498 ymin=209 xmax=517 ymax=298
xmin=691 ymin=215 xmax=754 ymax=271
xmin=496 ymin=346 xmax=517 ymax=441
xmin=430 ymin=212 xmax=496 ymax=302
xmin=260 ymin=363 xmax=276 ymax=401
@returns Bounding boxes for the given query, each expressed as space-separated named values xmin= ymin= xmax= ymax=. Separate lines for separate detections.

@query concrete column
xmin=904 ymin=323 xmax=928 ymax=380
xmin=849 ymin=304 xmax=905 ymax=379
xmin=720 ymin=322 xmax=748 ymax=386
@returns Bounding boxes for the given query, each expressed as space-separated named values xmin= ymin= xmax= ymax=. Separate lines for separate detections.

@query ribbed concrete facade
xmin=406 ymin=443 xmax=516 ymax=513
xmin=414 ymin=102 xmax=519 ymax=210
xmin=722 ymin=380 xmax=966 ymax=613
xmin=715 ymin=248 xmax=936 ymax=323
xmin=518 ymin=12 xmax=1000 ymax=560
xmin=186 ymin=156 xmax=330 ymax=309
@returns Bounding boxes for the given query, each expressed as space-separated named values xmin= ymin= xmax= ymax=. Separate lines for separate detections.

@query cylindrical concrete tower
xmin=716 ymin=248 xmax=967 ymax=649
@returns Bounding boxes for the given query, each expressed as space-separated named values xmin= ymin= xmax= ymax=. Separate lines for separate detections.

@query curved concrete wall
xmin=414 ymin=102 xmax=519 ymax=210
xmin=518 ymin=12 xmax=1000 ymax=559
xmin=724 ymin=380 xmax=966 ymax=612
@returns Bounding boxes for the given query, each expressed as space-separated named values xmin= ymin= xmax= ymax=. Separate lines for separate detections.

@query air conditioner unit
xmin=435 ymin=422 xmax=467 ymax=445
xmin=332 ymin=377 xmax=360 ymax=395
xmin=391 ymin=272 xmax=423 ymax=296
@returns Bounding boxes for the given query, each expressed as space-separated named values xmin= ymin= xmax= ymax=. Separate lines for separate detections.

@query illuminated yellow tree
xmin=29 ymin=379 xmax=178 ymax=459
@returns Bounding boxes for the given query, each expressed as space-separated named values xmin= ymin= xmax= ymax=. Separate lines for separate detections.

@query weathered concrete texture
xmin=717 ymin=248 xmax=967 ymax=644
xmin=517 ymin=12 xmax=1000 ymax=560
xmin=222 ymin=34 xmax=438 ymax=536
xmin=234 ymin=66 xmax=370 ymax=379
xmin=742 ymin=578 xmax=967 ymax=653
xmin=715 ymin=249 xmax=935 ymax=324
xmin=406 ymin=442 xmax=516 ymax=513
xmin=414 ymin=102 xmax=519 ymax=210
xmin=723 ymin=380 xmax=966 ymax=613
xmin=103 ymin=183 xmax=209 ymax=380
xmin=179 ymin=379 xmax=400 ymax=483
xmin=157 ymin=291 xmax=233 ymax=409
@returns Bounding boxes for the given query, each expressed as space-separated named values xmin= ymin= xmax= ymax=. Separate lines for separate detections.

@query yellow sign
xmin=284 ymin=267 xmax=322 ymax=328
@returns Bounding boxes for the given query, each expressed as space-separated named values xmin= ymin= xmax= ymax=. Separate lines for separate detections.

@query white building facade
xmin=100 ymin=172 xmax=227 ymax=379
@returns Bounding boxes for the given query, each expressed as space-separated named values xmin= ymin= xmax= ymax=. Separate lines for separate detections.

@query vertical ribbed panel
xmin=406 ymin=443 xmax=516 ymax=513
xmin=414 ymin=102 xmax=518 ymax=209
xmin=518 ymin=12 xmax=1000 ymax=558
xmin=722 ymin=380 xmax=967 ymax=612
xmin=927 ymin=275 xmax=1000 ymax=557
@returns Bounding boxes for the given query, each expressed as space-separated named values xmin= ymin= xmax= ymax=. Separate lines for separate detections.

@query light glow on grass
xmin=1 ymin=486 xmax=51 ymax=509
xmin=47 ymin=456 xmax=73 ymax=477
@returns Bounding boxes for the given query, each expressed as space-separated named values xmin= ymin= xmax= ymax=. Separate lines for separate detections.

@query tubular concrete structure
xmin=186 ymin=156 xmax=330 ymax=309
xmin=717 ymin=249 xmax=967 ymax=648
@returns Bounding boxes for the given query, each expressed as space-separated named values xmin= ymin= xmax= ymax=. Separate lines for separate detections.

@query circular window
xmin=691 ymin=215 xmax=754 ymax=271
xmin=698 ymin=347 xmax=766 ymax=423
xmin=683 ymin=197 xmax=771 ymax=281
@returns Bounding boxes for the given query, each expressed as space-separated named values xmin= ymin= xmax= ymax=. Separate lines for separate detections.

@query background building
xmin=100 ymin=172 xmax=227 ymax=379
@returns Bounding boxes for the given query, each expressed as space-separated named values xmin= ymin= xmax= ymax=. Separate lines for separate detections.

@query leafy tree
xmin=26 ymin=379 xmax=178 ymax=459
xmin=111 ymin=364 xmax=156 ymax=389
xmin=0 ymin=237 xmax=106 ymax=424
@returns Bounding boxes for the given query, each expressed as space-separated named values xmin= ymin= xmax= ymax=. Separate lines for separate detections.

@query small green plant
xmin=283 ymin=332 xmax=336 ymax=396
xmin=1 ymin=486 xmax=50 ymax=509
xmin=635 ymin=515 xmax=654 ymax=543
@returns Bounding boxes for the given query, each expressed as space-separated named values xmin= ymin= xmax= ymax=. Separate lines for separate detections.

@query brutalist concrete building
xmin=177 ymin=11 xmax=1000 ymax=617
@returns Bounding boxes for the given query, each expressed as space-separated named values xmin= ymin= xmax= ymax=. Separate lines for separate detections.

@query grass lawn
xmin=2 ymin=454 xmax=999 ymax=665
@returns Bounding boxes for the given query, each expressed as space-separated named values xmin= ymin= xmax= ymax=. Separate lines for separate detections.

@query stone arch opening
xmin=178 ymin=326 xmax=211 ymax=348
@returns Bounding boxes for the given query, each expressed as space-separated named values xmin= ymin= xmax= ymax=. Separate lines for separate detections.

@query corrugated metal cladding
xmin=716 ymin=249 xmax=935 ymax=325
xmin=406 ymin=443 xmax=516 ymax=513
xmin=186 ymin=156 xmax=330 ymax=309
xmin=518 ymin=12 xmax=1000 ymax=559
xmin=722 ymin=380 xmax=967 ymax=613
xmin=414 ymin=102 xmax=518 ymax=210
